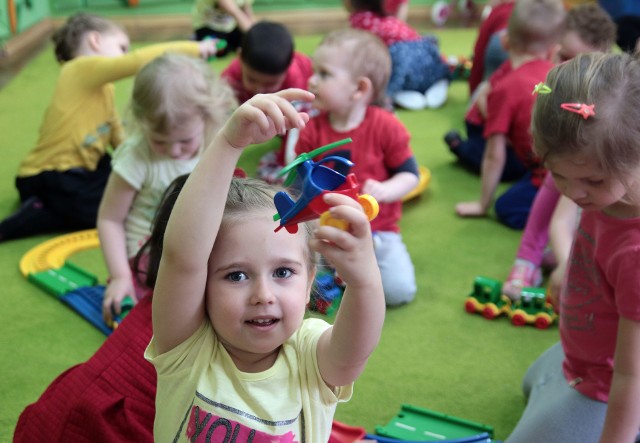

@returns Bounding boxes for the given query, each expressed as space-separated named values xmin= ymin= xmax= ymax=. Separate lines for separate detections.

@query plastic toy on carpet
xmin=309 ymin=269 xmax=344 ymax=315
xmin=20 ymin=229 xmax=132 ymax=335
xmin=61 ymin=286 xmax=133 ymax=335
xmin=464 ymin=276 xmax=557 ymax=329
xmin=375 ymin=404 xmax=494 ymax=442
xmin=402 ymin=165 xmax=432 ymax=202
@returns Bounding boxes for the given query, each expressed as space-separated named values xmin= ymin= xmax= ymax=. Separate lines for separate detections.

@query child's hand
xmin=197 ymin=38 xmax=222 ymax=59
xmin=220 ymin=89 xmax=314 ymax=150
xmin=311 ymin=193 xmax=378 ymax=290
xmin=455 ymin=201 xmax=487 ymax=218
xmin=362 ymin=178 xmax=389 ymax=202
xmin=102 ymin=276 xmax=137 ymax=325
xmin=547 ymin=261 xmax=566 ymax=311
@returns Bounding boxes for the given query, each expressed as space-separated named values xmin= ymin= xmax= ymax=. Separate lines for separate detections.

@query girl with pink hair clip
xmin=506 ymin=51 xmax=640 ymax=442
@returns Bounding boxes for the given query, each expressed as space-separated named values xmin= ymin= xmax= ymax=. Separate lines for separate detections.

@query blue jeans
xmin=452 ymin=121 xmax=528 ymax=182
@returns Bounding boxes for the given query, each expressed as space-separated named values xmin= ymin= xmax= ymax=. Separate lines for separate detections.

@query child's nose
xmin=250 ymin=277 xmax=276 ymax=305
xmin=563 ymin=182 xmax=587 ymax=201
xmin=168 ymin=144 xmax=182 ymax=158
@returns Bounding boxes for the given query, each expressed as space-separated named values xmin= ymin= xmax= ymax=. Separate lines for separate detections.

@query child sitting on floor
xmin=506 ymin=50 xmax=640 ymax=443
xmin=346 ymin=0 xmax=451 ymax=110
xmin=454 ymin=0 xmax=565 ymax=230
xmin=0 ymin=13 xmax=219 ymax=242
xmin=219 ymin=20 xmax=315 ymax=183
xmin=501 ymin=2 xmax=617 ymax=297
xmin=97 ymin=53 xmax=236 ymax=324
xmin=146 ymin=89 xmax=386 ymax=441
xmin=294 ymin=29 xmax=420 ymax=306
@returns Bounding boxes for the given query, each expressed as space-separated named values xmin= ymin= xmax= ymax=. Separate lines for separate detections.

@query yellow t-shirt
xmin=18 ymin=41 xmax=200 ymax=178
xmin=145 ymin=318 xmax=353 ymax=442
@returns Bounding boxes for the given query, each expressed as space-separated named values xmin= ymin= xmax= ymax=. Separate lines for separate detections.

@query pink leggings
xmin=516 ymin=173 xmax=561 ymax=265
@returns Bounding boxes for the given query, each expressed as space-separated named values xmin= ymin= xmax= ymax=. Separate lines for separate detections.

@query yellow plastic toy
xmin=402 ymin=166 xmax=432 ymax=202
xmin=19 ymin=229 xmax=100 ymax=277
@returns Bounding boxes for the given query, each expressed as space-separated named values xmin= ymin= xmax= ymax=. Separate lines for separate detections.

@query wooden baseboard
xmin=53 ymin=5 xmax=435 ymax=41
xmin=0 ymin=19 xmax=54 ymax=69
xmin=3 ymin=6 xmax=472 ymax=70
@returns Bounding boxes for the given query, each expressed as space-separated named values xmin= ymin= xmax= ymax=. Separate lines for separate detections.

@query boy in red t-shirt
xmin=221 ymin=20 xmax=313 ymax=104
xmin=222 ymin=20 xmax=314 ymax=182
xmin=295 ymin=29 xmax=420 ymax=307
xmin=455 ymin=0 xmax=566 ymax=229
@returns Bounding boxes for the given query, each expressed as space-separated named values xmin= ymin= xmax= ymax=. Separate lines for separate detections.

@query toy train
xmin=464 ymin=276 xmax=557 ymax=329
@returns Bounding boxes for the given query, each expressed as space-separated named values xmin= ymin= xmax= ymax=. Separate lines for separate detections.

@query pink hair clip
xmin=560 ymin=103 xmax=595 ymax=120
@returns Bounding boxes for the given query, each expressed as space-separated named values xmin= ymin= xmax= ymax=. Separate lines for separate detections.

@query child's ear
xmin=86 ymin=31 xmax=102 ymax=52
xmin=306 ymin=266 xmax=317 ymax=304
xmin=547 ymin=43 xmax=561 ymax=63
xmin=353 ymin=77 xmax=373 ymax=101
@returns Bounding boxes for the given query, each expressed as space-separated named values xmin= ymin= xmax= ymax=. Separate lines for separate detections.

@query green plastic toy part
xmin=375 ymin=404 xmax=494 ymax=441
xmin=277 ymin=137 xmax=353 ymax=186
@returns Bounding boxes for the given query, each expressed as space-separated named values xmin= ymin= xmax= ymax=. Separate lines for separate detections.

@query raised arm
xmin=314 ymin=193 xmax=386 ymax=387
xmin=152 ymin=90 xmax=313 ymax=354
xmin=81 ymin=40 xmax=219 ymax=88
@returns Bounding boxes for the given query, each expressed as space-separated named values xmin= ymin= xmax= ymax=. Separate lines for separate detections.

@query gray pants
xmin=374 ymin=231 xmax=416 ymax=306
xmin=506 ymin=342 xmax=640 ymax=442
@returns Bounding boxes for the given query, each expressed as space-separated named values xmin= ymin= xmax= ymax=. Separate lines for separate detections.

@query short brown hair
xmin=52 ymin=13 xmax=122 ymax=62
xmin=508 ymin=0 xmax=566 ymax=54
xmin=565 ymin=3 xmax=617 ymax=52
xmin=319 ymin=28 xmax=391 ymax=107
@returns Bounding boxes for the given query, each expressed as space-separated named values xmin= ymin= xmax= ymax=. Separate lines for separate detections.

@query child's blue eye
xmin=227 ymin=271 xmax=248 ymax=282
xmin=273 ymin=268 xmax=293 ymax=279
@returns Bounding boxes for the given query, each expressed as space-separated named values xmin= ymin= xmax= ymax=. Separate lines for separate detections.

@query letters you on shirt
xmin=185 ymin=405 xmax=299 ymax=443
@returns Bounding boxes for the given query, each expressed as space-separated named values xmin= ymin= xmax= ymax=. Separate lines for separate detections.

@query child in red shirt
xmin=222 ymin=20 xmax=314 ymax=183
xmin=295 ymin=29 xmax=420 ymax=306
xmin=455 ymin=0 xmax=565 ymax=229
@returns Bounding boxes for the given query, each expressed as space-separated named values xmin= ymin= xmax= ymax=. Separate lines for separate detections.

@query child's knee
xmin=382 ymin=277 xmax=416 ymax=306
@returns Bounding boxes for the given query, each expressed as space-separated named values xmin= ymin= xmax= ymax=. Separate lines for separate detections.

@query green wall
xmin=0 ymin=0 xmax=50 ymax=43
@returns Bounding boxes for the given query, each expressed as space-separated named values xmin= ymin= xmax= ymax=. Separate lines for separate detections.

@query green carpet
xmin=0 ymin=29 xmax=558 ymax=441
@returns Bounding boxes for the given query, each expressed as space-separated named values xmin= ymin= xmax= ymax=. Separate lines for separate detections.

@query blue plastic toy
xmin=61 ymin=285 xmax=134 ymax=336
xmin=273 ymin=138 xmax=379 ymax=233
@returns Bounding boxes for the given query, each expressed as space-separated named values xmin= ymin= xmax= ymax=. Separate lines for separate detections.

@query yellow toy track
xmin=19 ymin=229 xmax=100 ymax=277
xmin=402 ymin=166 xmax=432 ymax=202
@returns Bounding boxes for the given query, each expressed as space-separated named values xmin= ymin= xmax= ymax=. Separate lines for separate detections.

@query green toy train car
xmin=465 ymin=276 xmax=557 ymax=329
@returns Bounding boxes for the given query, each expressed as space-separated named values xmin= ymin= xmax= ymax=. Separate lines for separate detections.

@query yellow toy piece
xmin=19 ymin=229 xmax=100 ymax=277
xmin=319 ymin=193 xmax=379 ymax=230
xmin=402 ymin=166 xmax=431 ymax=202
xmin=358 ymin=194 xmax=379 ymax=220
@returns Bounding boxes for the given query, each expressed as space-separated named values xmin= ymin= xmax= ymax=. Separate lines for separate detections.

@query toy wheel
xmin=319 ymin=211 xmax=349 ymax=231
xmin=464 ymin=298 xmax=477 ymax=313
xmin=511 ymin=310 xmax=527 ymax=327
xmin=482 ymin=303 xmax=499 ymax=319
xmin=358 ymin=194 xmax=379 ymax=221
xmin=534 ymin=313 xmax=552 ymax=329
